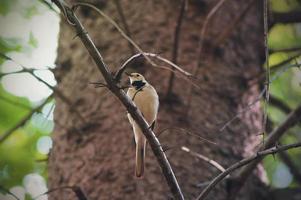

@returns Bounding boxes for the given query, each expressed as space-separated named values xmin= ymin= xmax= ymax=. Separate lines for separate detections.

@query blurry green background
xmin=0 ymin=0 xmax=300 ymax=199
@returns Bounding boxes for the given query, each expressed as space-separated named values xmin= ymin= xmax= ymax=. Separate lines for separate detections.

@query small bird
xmin=126 ymin=72 xmax=159 ymax=178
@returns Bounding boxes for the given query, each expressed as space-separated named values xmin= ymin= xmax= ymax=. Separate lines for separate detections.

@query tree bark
xmin=48 ymin=0 xmax=267 ymax=199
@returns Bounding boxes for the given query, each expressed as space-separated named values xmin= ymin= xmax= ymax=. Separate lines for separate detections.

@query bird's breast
xmin=127 ymin=87 xmax=159 ymax=123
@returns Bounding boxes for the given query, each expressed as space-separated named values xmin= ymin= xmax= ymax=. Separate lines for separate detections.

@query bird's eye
xmin=136 ymin=74 xmax=139 ymax=77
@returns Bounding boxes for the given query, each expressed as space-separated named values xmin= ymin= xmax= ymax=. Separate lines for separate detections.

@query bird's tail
xmin=135 ymin=139 xmax=146 ymax=178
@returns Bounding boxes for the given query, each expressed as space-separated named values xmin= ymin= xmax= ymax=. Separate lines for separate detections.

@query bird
xmin=126 ymin=72 xmax=159 ymax=178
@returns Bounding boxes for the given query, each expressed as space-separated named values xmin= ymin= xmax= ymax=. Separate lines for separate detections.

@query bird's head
xmin=126 ymin=72 xmax=146 ymax=84
xmin=126 ymin=72 xmax=147 ymax=89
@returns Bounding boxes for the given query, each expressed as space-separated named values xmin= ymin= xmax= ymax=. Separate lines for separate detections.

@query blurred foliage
xmin=0 ymin=0 xmax=300 ymax=199
xmin=0 ymin=0 xmax=54 ymax=199
xmin=0 ymin=0 xmax=17 ymax=16
xmin=264 ymin=0 xmax=301 ymax=188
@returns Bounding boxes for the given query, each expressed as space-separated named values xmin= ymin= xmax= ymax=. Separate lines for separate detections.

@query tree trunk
xmin=48 ymin=0 xmax=267 ymax=199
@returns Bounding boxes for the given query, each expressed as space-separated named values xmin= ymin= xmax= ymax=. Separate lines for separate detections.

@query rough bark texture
xmin=49 ymin=0 xmax=267 ymax=199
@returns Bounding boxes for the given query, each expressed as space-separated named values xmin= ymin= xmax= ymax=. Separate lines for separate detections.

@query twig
xmin=0 ymin=53 xmax=86 ymax=123
xmin=113 ymin=0 xmax=135 ymax=54
xmin=72 ymin=3 xmax=193 ymax=86
xmin=52 ymin=1 xmax=184 ymax=199
xmin=214 ymin=0 xmax=256 ymax=46
xmin=0 ymin=185 xmax=20 ymax=200
xmin=266 ymin=96 xmax=301 ymax=184
xmin=278 ymin=150 xmax=301 ymax=184
xmin=195 ymin=142 xmax=301 ymax=200
xmin=166 ymin=0 xmax=187 ymax=97
xmin=269 ymin=95 xmax=291 ymax=114
xmin=38 ymin=0 xmax=59 ymax=14
xmin=270 ymin=52 xmax=301 ymax=73
xmin=186 ymin=0 xmax=228 ymax=116
xmin=181 ymin=146 xmax=225 ymax=172
xmin=196 ymin=0 xmax=228 ymax=65
xmin=230 ymin=104 xmax=301 ymax=196
xmin=271 ymin=11 xmax=301 ymax=25
xmin=0 ymin=94 xmax=53 ymax=143
xmin=33 ymin=186 xmax=88 ymax=200
xmin=219 ymin=87 xmax=266 ymax=132
xmin=157 ymin=127 xmax=217 ymax=145
xmin=114 ymin=53 xmax=195 ymax=88
xmin=269 ymin=46 xmax=301 ymax=54
xmin=262 ymin=0 xmax=270 ymax=142
xmin=72 ymin=2 xmax=154 ymax=66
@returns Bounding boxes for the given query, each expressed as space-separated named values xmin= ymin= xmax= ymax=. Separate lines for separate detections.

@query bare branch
xmin=270 ymin=52 xmax=301 ymax=73
xmin=228 ymin=104 xmax=301 ymax=197
xmin=114 ymin=53 xmax=195 ymax=88
xmin=181 ymin=146 xmax=225 ymax=172
xmin=269 ymin=95 xmax=291 ymax=114
xmin=278 ymin=150 xmax=301 ymax=184
xmin=196 ymin=142 xmax=301 ymax=200
xmin=52 ymin=1 xmax=184 ymax=199
xmin=73 ymin=2 xmax=193 ymax=86
xmin=196 ymin=0 xmax=228 ymax=65
xmin=0 ymin=185 xmax=20 ymax=200
xmin=219 ymin=87 xmax=266 ymax=131
xmin=262 ymin=0 xmax=270 ymax=140
xmin=166 ymin=0 xmax=187 ymax=97
xmin=269 ymin=46 xmax=301 ymax=54
xmin=0 ymin=53 xmax=86 ymax=123
xmin=113 ymin=0 xmax=135 ymax=54
xmin=271 ymin=11 xmax=301 ymax=25
xmin=33 ymin=186 xmax=88 ymax=200
xmin=157 ymin=127 xmax=217 ymax=145
xmin=214 ymin=0 xmax=256 ymax=47
xmin=0 ymin=94 xmax=53 ymax=143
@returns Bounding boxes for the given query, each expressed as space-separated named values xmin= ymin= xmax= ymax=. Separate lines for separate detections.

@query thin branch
xmin=186 ymin=0 xmax=228 ymax=117
xmin=269 ymin=46 xmax=301 ymax=54
xmin=72 ymin=2 xmax=154 ymax=66
xmin=271 ymin=11 xmax=301 ymax=25
xmin=219 ymin=87 xmax=266 ymax=132
xmin=263 ymin=0 xmax=270 ymax=140
xmin=51 ymin=1 xmax=184 ymax=199
xmin=196 ymin=0 xmax=228 ymax=66
xmin=166 ymin=0 xmax=187 ymax=97
xmin=214 ymin=0 xmax=256 ymax=47
xmin=278 ymin=150 xmax=301 ymax=184
xmin=0 ymin=94 xmax=53 ymax=143
xmin=113 ymin=0 xmax=135 ymax=54
xmin=196 ymin=142 xmax=301 ymax=200
xmin=157 ymin=127 xmax=217 ymax=145
xmin=0 ymin=185 xmax=20 ymax=200
xmin=181 ymin=146 xmax=225 ymax=172
xmin=33 ymin=186 xmax=88 ymax=200
xmin=266 ymin=97 xmax=301 ymax=184
xmin=38 ymin=0 xmax=59 ymax=14
xmin=270 ymin=52 xmax=301 ymax=73
xmin=230 ymin=104 xmax=301 ymax=196
xmin=73 ymin=3 xmax=193 ymax=86
xmin=114 ymin=53 xmax=195 ymax=88
xmin=0 ymin=53 xmax=86 ymax=123
xmin=269 ymin=95 xmax=291 ymax=114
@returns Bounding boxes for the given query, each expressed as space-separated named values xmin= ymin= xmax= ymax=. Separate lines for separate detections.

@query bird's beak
xmin=125 ymin=72 xmax=132 ymax=77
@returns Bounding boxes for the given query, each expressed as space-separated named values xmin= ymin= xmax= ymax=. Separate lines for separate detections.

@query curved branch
xmin=196 ymin=142 xmax=301 ymax=200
